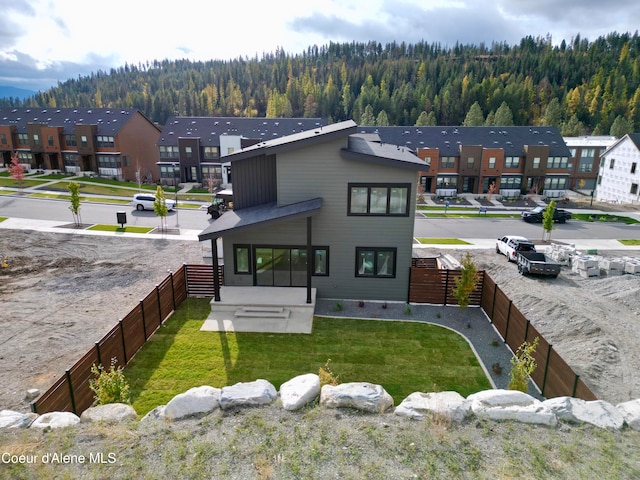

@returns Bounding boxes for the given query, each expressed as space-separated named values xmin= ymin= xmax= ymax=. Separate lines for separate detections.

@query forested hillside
xmin=3 ymin=32 xmax=640 ymax=135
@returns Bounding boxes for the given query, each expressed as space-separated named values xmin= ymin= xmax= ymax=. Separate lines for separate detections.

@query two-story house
xmin=198 ymin=120 xmax=427 ymax=304
xmin=0 ymin=108 xmax=161 ymax=181
xmin=596 ymin=133 xmax=640 ymax=204
xmin=564 ymin=136 xmax=617 ymax=193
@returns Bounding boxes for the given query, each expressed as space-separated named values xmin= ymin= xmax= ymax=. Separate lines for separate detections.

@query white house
xmin=597 ymin=133 xmax=640 ymax=204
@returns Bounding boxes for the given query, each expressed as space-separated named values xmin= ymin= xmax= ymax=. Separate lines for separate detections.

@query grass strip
xmin=88 ymin=224 xmax=154 ymax=234
xmin=572 ymin=213 xmax=639 ymax=224
xmin=619 ymin=239 xmax=640 ymax=245
xmin=416 ymin=238 xmax=472 ymax=245
xmin=0 ymin=217 xmax=6 ymax=222
xmin=124 ymin=298 xmax=491 ymax=416
xmin=421 ymin=212 xmax=521 ymax=219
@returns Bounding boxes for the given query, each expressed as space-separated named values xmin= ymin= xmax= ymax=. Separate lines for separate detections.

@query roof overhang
xmin=340 ymin=135 xmax=427 ymax=170
xmin=198 ymin=198 xmax=323 ymax=242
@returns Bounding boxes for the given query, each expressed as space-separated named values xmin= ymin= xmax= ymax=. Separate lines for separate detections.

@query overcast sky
xmin=1 ymin=0 xmax=639 ymax=92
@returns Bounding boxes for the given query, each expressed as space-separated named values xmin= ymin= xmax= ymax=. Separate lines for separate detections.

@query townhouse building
xmin=156 ymin=117 xmax=327 ymax=187
xmin=0 ymin=108 xmax=161 ymax=182
xmin=596 ymin=133 xmax=640 ymax=204
xmin=563 ymin=136 xmax=617 ymax=193
xmin=357 ymin=126 xmax=572 ymax=198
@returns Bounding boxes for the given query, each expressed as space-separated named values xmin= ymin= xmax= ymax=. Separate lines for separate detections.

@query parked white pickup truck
xmin=496 ymin=235 xmax=537 ymax=262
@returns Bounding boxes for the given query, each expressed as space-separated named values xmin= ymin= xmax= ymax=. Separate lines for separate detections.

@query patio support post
xmin=211 ymin=237 xmax=221 ymax=302
xmin=306 ymin=216 xmax=312 ymax=304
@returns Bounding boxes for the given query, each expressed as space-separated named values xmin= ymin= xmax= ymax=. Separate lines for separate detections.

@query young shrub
xmin=452 ymin=252 xmax=480 ymax=309
xmin=542 ymin=199 xmax=556 ymax=242
xmin=318 ymin=359 xmax=339 ymax=387
xmin=89 ymin=358 xmax=131 ymax=405
xmin=153 ymin=185 xmax=169 ymax=230
xmin=508 ymin=337 xmax=540 ymax=392
xmin=68 ymin=180 xmax=82 ymax=226
xmin=8 ymin=151 xmax=25 ymax=185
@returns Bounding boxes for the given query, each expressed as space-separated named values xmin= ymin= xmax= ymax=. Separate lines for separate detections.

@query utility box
xmin=116 ymin=211 xmax=127 ymax=228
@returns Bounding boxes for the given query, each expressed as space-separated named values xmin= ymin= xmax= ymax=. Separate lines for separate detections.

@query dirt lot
xmin=2 ymin=228 xmax=640 ymax=415
xmin=0 ymin=230 xmax=206 ymax=412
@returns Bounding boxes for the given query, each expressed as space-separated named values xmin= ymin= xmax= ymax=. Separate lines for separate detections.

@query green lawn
xmin=0 ymin=178 xmax=51 ymax=188
xmin=421 ymin=212 xmax=521 ymax=219
xmin=416 ymin=238 xmax=472 ymax=245
xmin=88 ymin=224 xmax=154 ymax=234
xmin=572 ymin=213 xmax=639 ymax=224
xmin=619 ymin=239 xmax=640 ymax=245
xmin=124 ymin=298 xmax=491 ymax=416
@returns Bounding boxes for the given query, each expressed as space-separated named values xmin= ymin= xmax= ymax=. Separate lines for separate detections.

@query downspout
xmin=306 ymin=216 xmax=312 ymax=304
xmin=211 ymin=237 xmax=221 ymax=302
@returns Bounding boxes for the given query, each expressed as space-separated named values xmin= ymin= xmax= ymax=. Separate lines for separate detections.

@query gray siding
xmin=231 ymin=154 xmax=277 ymax=209
xmin=222 ymin=136 xmax=418 ymax=302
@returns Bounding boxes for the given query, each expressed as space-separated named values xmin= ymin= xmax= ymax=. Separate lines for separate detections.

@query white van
xmin=132 ymin=193 xmax=176 ymax=211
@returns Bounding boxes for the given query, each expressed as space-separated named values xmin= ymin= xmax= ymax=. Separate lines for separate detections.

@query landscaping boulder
xmin=80 ymin=403 xmax=137 ymax=423
xmin=616 ymin=399 xmax=640 ymax=431
xmin=140 ymin=405 xmax=166 ymax=423
xmin=30 ymin=412 xmax=81 ymax=429
xmin=468 ymin=389 xmax=557 ymax=426
xmin=219 ymin=379 xmax=277 ymax=410
xmin=320 ymin=382 xmax=394 ymax=413
xmin=164 ymin=386 xmax=221 ymax=420
xmin=395 ymin=391 xmax=471 ymax=422
xmin=0 ymin=410 xmax=37 ymax=429
xmin=279 ymin=374 xmax=320 ymax=411
xmin=543 ymin=397 xmax=625 ymax=430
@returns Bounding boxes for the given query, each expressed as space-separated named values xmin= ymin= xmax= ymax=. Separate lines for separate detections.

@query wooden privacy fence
xmin=30 ymin=264 xmax=210 ymax=416
xmin=409 ymin=265 xmax=597 ymax=401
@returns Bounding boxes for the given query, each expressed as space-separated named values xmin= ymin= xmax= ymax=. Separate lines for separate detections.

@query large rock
xmin=395 ymin=391 xmax=471 ymax=422
xmin=30 ymin=412 xmax=81 ymax=429
xmin=219 ymin=379 xmax=277 ymax=410
xmin=140 ymin=405 xmax=166 ymax=423
xmin=617 ymin=399 xmax=640 ymax=431
xmin=0 ymin=410 xmax=37 ymax=429
xmin=80 ymin=403 xmax=137 ymax=423
xmin=279 ymin=374 xmax=320 ymax=411
xmin=164 ymin=386 xmax=221 ymax=420
xmin=320 ymin=382 xmax=394 ymax=413
xmin=468 ymin=389 xmax=557 ymax=426
xmin=543 ymin=397 xmax=625 ymax=429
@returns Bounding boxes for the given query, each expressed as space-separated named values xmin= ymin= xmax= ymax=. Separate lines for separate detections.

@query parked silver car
xmin=132 ymin=193 xmax=176 ymax=211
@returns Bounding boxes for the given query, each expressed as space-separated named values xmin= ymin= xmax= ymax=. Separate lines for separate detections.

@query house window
xmin=33 ymin=134 xmax=40 ymax=145
xmin=47 ymin=135 xmax=54 ymax=146
xmin=532 ymin=157 xmax=541 ymax=169
xmin=348 ymin=183 xmax=410 ymax=216
xmin=610 ymin=158 xmax=615 ymax=169
xmin=227 ymin=147 xmax=235 ymax=155
xmin=81 ymin=135 xmax=88 ymax=147
xmin=96 ymin=135 xmax=114 ymax=147
xmin=505 ymin=156 xmax=520 ymax=168
xmin=500 ymin=176 xmax=522 ymax=189
xmin=440 ymin=156 xmax=455 ymax=168
xmin=436 ymin=176 xmax=458 ymax=188
xmin=632 ymin=163 xmax=637 ymax=174
xmin=547 ymin=156 xmax=569 ymax=168
xmin=598 ymin=175 xmax=602 ymax=185
xmin=355 ymin=247 xmax=396 ymax=278
xmin=97 ymin=155 xmax=120 ymax=169
xmin=17 ymin=133 xmax=28 ymax=144
xmin=467 ymin=157 xmax=475 ymax=167
xmin=578 ymin=157 xmax=593 ymax=172
xmin=234 ymin=246 xmax=251 ymax=274
xmin=631 ymin=184 xmax=639 ymax=195
xmin=0 ymin=133 xmax=6 ymax=144
xmin=203 ymin=146 xmax=219 ymax=159
xmin=488 ymin=157 xmax=496 ymax=169
xmin=185 ymin=146 xmax=193 ymax=158
xmin=544 ymin=177 xmax=567 ymax=190
xmin=65 ymin=134 xmax=76 ymax=146
xmin=314 ymin=247 xmax=329 ymax=275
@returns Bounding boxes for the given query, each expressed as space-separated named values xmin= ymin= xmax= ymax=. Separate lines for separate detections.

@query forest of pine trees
xmin=2 ymin=32 xmax=640 ymax=137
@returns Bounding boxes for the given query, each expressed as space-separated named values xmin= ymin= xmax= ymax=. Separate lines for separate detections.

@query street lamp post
xmin=172 ymin=163 xmax=179 ymax=228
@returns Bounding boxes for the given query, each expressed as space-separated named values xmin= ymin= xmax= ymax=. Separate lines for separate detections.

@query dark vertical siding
xmin=232 ymin=154 xmax=277 ymax=209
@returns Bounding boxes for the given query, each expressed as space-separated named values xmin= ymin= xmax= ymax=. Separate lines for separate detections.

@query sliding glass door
xmin=254 ymin=247 xmax=308 ymax=286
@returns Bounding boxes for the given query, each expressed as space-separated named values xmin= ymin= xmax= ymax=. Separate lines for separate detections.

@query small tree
xmin=508 ymin=337 xmax=540 ymax=392
xmin=542 ymin=199 xmax=556 ymax=242
xmin=452 ymin=252 xmax=480 ymax=309
xmin=8 ymin=152 xmax=25 ymax=186
xmin=153 ymin=185 xmax=169 ymax=230
xmin=68 ymin=181 xmax=82 ymax=226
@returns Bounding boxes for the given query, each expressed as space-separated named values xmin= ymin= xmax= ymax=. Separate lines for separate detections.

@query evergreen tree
xmin=561 ymin=114 xmax=588 ymax=136
xmin=610 ymin=115 xmax=634 ymax=137
xmin=463 ymin=101 xmax=484 ymax=126
xmin=494 ymin=101 xmax=514 ymax=126
xmin=376 ymin=110 xmax=390 ymax=126
xmin=542 ymin=97 xmax=562 ymax=126
xmin=359 ymin=104 xmax=376 ymax=126
xmin=414 ymin=111 xmax=430 ymax=126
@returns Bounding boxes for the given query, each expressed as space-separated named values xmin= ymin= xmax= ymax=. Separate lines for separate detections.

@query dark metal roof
xmin=158 ymin=116 xmax=328 ymax=146
xmin=355 ymin=126 xmax=571 ymax=157
xmin=226 ymin=120 xmax=358 ymax=162
xmin=341 ymin=135 xmax=426 ymax=170
xmin=628 ymin=133 xmax=640 ymax=151
xmin=198 ymin=198 xmax=323 ymax=241
xmin=0 ymin=107 xmax=147 ymax=135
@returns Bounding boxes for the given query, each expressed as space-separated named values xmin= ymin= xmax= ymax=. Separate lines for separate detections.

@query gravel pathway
xmin=314 ymin=298 xmax=541 ymax=397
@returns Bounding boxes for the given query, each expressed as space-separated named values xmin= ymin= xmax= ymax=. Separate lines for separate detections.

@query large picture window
xmin=355 ymin=247 xmax=396 ymax=278
xmin=348 ymin=183 xmax=410 ymax=216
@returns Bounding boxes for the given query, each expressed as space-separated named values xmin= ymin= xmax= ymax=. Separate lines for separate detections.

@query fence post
xmin=504 ymin=300 xmax=513 ymax=343
xmin=572 ymin=374 xmax=580 ymax=397
xmin=66 ymin=369 xmax=77 ymax=415
xmin=169 ymin=269 xmax=176 ymax=311
xmin=95 ymin=341 xmax=102 ymax=367
xmin=541 ymin=343 xmax=553 ymax=396
xmin=183 ymin=263 xmax=189 ymax=296
xmin=140 ymin=299 xmax=147 ymax=341
xmin=119 ymin=320 xmax=127 ymax=364
xmin=156 ymin=284 xmax=162 ymax=322
xmin=491 ymin=283 xmax=498 ymax=320
xmin=444 ymin=270 xmax=450 ymax=306
xmin=524 ymin=319 xmax=530 ymax=343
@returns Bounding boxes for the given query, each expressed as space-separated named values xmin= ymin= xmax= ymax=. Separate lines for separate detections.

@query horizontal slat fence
xmin=410 ymin=265 xmax=597 ymax=401
xmin=30 ymin=265 xmax=208 ymax=416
